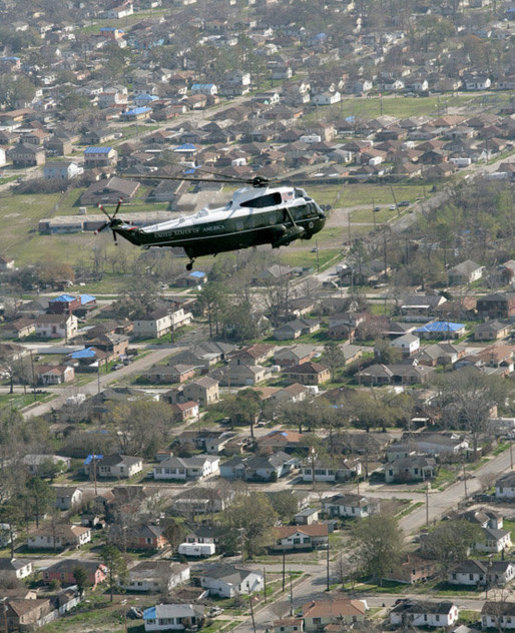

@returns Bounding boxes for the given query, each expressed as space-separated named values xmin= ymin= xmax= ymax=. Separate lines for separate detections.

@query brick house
xmin=171 ymin=401 xmax=199 ymax=423
xmin=302 ymin=599 xmax=366 ymax=631
xmin=10 ymin=143 xmax=45 ymax=167
xmin=43 ymin=560 xmax=107 ymax=589
xmin=127 ymin=524 xmax=169 ymax=550
xmin=283 ymin=362 xmax=330 ymax=385
xmin=477 ymin=293 xmax=515 ymax=320
xmin=273 ymin=524 xmax=329 ymax=551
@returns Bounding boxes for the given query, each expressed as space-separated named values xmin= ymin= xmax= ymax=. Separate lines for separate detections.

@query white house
xmin=191 ymin=83 xmax=217 ymax=95
xmin=35 ymin=314 xmax=78 ymax=340
xmin=496 ymin=472 xmax=515 ymax=499
xmin=199 ymin=564 xmax=263 ymax=598
xmin=153 ymin=455 xmax=219 ymax=481
xmin=476 ymin=527 xmax=512 ymax=553
xmin=390 ymin=333 xmax=420 ymax=357
xmin=143 ymin=604 xmax=204 ymax=632
xmin=133 ymin=310 xmax=172 ymax=339
xmin=54 ymin=487 xmax=83 ymax=511
xmin=94 ymin=454 xmax=143 ymax=479
xmin=43 ymin=162 xmax=83 ymax=180
xmin=449 ymin=560 xmax=514 ymax=587
xmin=313 ymin=91 xmax=341 ymax=106
xmin=321 ymin=493 xmax=370 ymax=518
xmin=390 ymin=600 xmax=459 ymax=628
xmin=0 ymin=558 xmax=33 ymax=580
xmin=0 ymin=148 xmax=6 ymax=166
xmin=482 ymin=602 xmax=515 ymax=630
xmin=28 ymin=525 xmax=91 ymax=550
xmin=123 ymin=561 xmax=190 ymax=593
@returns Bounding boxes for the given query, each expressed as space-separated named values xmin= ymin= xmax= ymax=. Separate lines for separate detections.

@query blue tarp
xmin=50 ymin=294 xmax=75 ymax=303
xmin=80 ymin=294 xmax=96 ymax=305
xmin=143 ymin=607 xmax=156 ymax=620
xmin=84 ymin=454 xmax=103 ymax=465
xmin=415 ymin=321 xmax=464 ymax=333
xmin=189 ymin=271 xmax=206 ymax=279
xmin=84 ymin=146 xmax=113 ymax=154
xmin=71 ymin=347 xmax=96 ymax=359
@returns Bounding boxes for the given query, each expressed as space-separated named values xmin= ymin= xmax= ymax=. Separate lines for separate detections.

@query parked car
xmin=128 ymin=607 xmax=143 ymax=619
xmin=398 ymin=200 xmax=410 ymax=207
xmin=389 ymin=204 xmax=397 ymax=210
xmin=208 ymin=607 xmax=224 ymax=617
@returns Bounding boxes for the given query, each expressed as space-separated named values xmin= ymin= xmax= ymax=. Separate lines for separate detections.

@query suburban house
xmin=5 ymin=598 xmax=55 ymax=631
xmin=35 ymin=364 xmax=75 ymax=386
xmin=474 ymin=321 xmax=511 ymax=341
xmin=385 ymin=555 xmax=438 ymax=585
xmin=43 ymin=560 xmax=107 ymax=589
xmin=83 ymin=146 xmax=118 ymax=167
xmin=390 ymin=333 xmax=420 ymax=357
xmin=35 ymin=314 xmax=78 ymax=339
xmin=294 ymin=508 xmax=320 ymax=525
xmin=123 ymin=561 xmax=190 ymax=593
xmin=414 ymin=321 xmax=466 ymax=339
xmin=301 ymin=458 xmax=362 ymax=483
xmin=448 ymin=260 xmax=484 ymax=285
xmin=273 ymin=524 xmax=329 ymax=551
xmin=321 ymin=493 xmax=370 ymax=518
xmin=171 ymin=401 xmax=200 ymax=423
xmin=274 ymin=344 xmax=319 ymax=367
xmin=258 ymin=430 xmax=311 ymax=454
xmin=274 ymin=319 xmax=320 ymax=340
xmin=28 ymin=524 xmax=91 ymax=550
xmin=385 ymin=455 xmax=436 ymax=483
xmin=183 ymin=377 xmax=219 ymax=406
xmin=171 ymin=487 xmax=232 ymax=515
xmin=482 ymin=602 xmax=515 ymax=629
xmin=220 ymin=452 xmax=299 ymax=481
xmin=54 ymin=487 xmax=83 ymax=511
xmin=496 ymin=472 xmax=515 ymax=499
xmin=85 ymin=454 xmax=143 ymax=479
xmin=476 ymin=526 xmax=512 ymax=553
xmin=199 ymin=564 xmax=264 ymax=598
xmin=0 ymin=558 xmax=33 ymax=581
xmin=127 ymin=524 xmax=169 ymax=551
xmin=449 ymin=560 xmax=514 ymax=587
xmin=143 ymin=604 xmax=205 ymax=632
xmin=301 ymin=599 xmax=366 ymax=631
xmin=390 ymin=600 xmax=459 ymax=628
xmin=283 ymin=361 xmax=331 ymax=385
xmin=273 ymin=617 xmax=304 ymax=633
xmin=153 ymin=455 xmax=220 ymax=481
xmin=133 ymin=310 xmax=173 ymax=339
xmin=477 ymin=293 xmax=515 ymax=320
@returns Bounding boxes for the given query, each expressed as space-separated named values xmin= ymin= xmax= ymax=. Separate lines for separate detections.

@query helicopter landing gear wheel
xmin=186 ymin=260 xmax=194 ymax=271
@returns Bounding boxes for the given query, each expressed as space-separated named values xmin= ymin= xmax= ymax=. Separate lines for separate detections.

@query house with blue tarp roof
xmin=176 ymin=270 xmax=207 ymax=288
xmin=84 ymin=146 xmax=118 ymax=168
xmin=414 ymin=321 xmax=466 ymax=339
xmin=133 ymin=93 xmax=158 ymax=104
xmin=49 ymin=294 xmax=81 ymax=315
xmin=121 ymin=106 xmax=152 ymax=121
xmin=174 ymin=143 xmax=197 ymax=153
xmin=69 ymin=346 xmax=109 ymax=369
xmin=191 ymin=83 xmax=218 ymax=95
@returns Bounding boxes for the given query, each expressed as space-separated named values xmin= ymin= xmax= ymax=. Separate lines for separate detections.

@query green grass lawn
xmin=0 ymin=392 xmax=50 ymax=409
xmin=433 ymin=467 xmax=457 ymax=490
xmin=307 ymin=92 xmax=504 ymax=121
xmin=306 ymin=183 xmax=427 ymax=209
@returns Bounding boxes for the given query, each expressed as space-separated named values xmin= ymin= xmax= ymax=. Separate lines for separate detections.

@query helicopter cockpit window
xmin=240 ymin=192 xmax=282 ymax=208
xmin=294 ymin=188 xmax=307 ymax=199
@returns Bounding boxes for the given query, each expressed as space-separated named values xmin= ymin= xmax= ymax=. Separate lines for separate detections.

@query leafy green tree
xmin=72 ymin=566 xmax=91 ymax=596
xmin=267 ymin=491 xmax=298 ymax=522
xmin=323 ymin=343 xmax=346 ymax=382
xmin=0 ymin=502 xmax=23 ymax=558
xmin=433 ymin=368 xmax=507 ymax=455
xmin=25 ymin=477 xmax=55 ymax=528
xmin=198 ymin=282 xmax=228 ymax=338
xmin=422 ymin=520 xmax=481 ymax=577
xmin=102 ymin=544 xmax=128 ymax=602
xmin=224 ymin=493 xmax=277 ymax=560
xmin=350 ymin=514 xmax=404 ymax=585
xmin=0 ymin=75 xmax=36 ymax=109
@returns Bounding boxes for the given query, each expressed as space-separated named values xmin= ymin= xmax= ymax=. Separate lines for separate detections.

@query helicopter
xmin=95 ymin=173 xmax=327 ymax=270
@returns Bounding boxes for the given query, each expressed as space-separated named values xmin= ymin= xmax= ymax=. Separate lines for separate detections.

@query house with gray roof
xmin=153 ymin=455 xmax=219 ymax=481
xmin=199 ymin=564 xmax=264 ymax=598
xmin=385 ymin=455 xmax=436 ymax=483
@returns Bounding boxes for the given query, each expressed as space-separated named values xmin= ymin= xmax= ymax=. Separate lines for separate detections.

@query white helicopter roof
xmin=138 ymin=185 xmax=306 ymax=233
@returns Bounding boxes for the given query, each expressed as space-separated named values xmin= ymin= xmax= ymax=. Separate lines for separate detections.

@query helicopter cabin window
xmin=240 ymin=192 xmax=282 ymax=208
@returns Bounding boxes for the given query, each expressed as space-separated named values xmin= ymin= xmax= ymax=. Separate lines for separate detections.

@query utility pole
xmin=29 ymin=350 xmax=36 ymax=401
xmin=2 ymin=598 xmax=8 ymax=633
xmin=511 ymin=441 xmax=513 ymax=470
xmin=93 ymin=454 xmax=98 ymax=496
xmin=310 ymin=447 xmax=316 ymax=493
xmin=248 ymin=596 xmax=256 ymax=633
xmin=282 ymin=548 xmax=286 ymax=592
xmin=326 ymin=537 xmax=330 ymax=591
xmin=263 ymin=568 xmax=267 ymax=604
xmin=289 ymin=573 xmax=294 ymax=616
xmin=425 ymin=481 xmax=430 ymax=528
xmin=463 ymin=462 xmax=468 ymax=499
